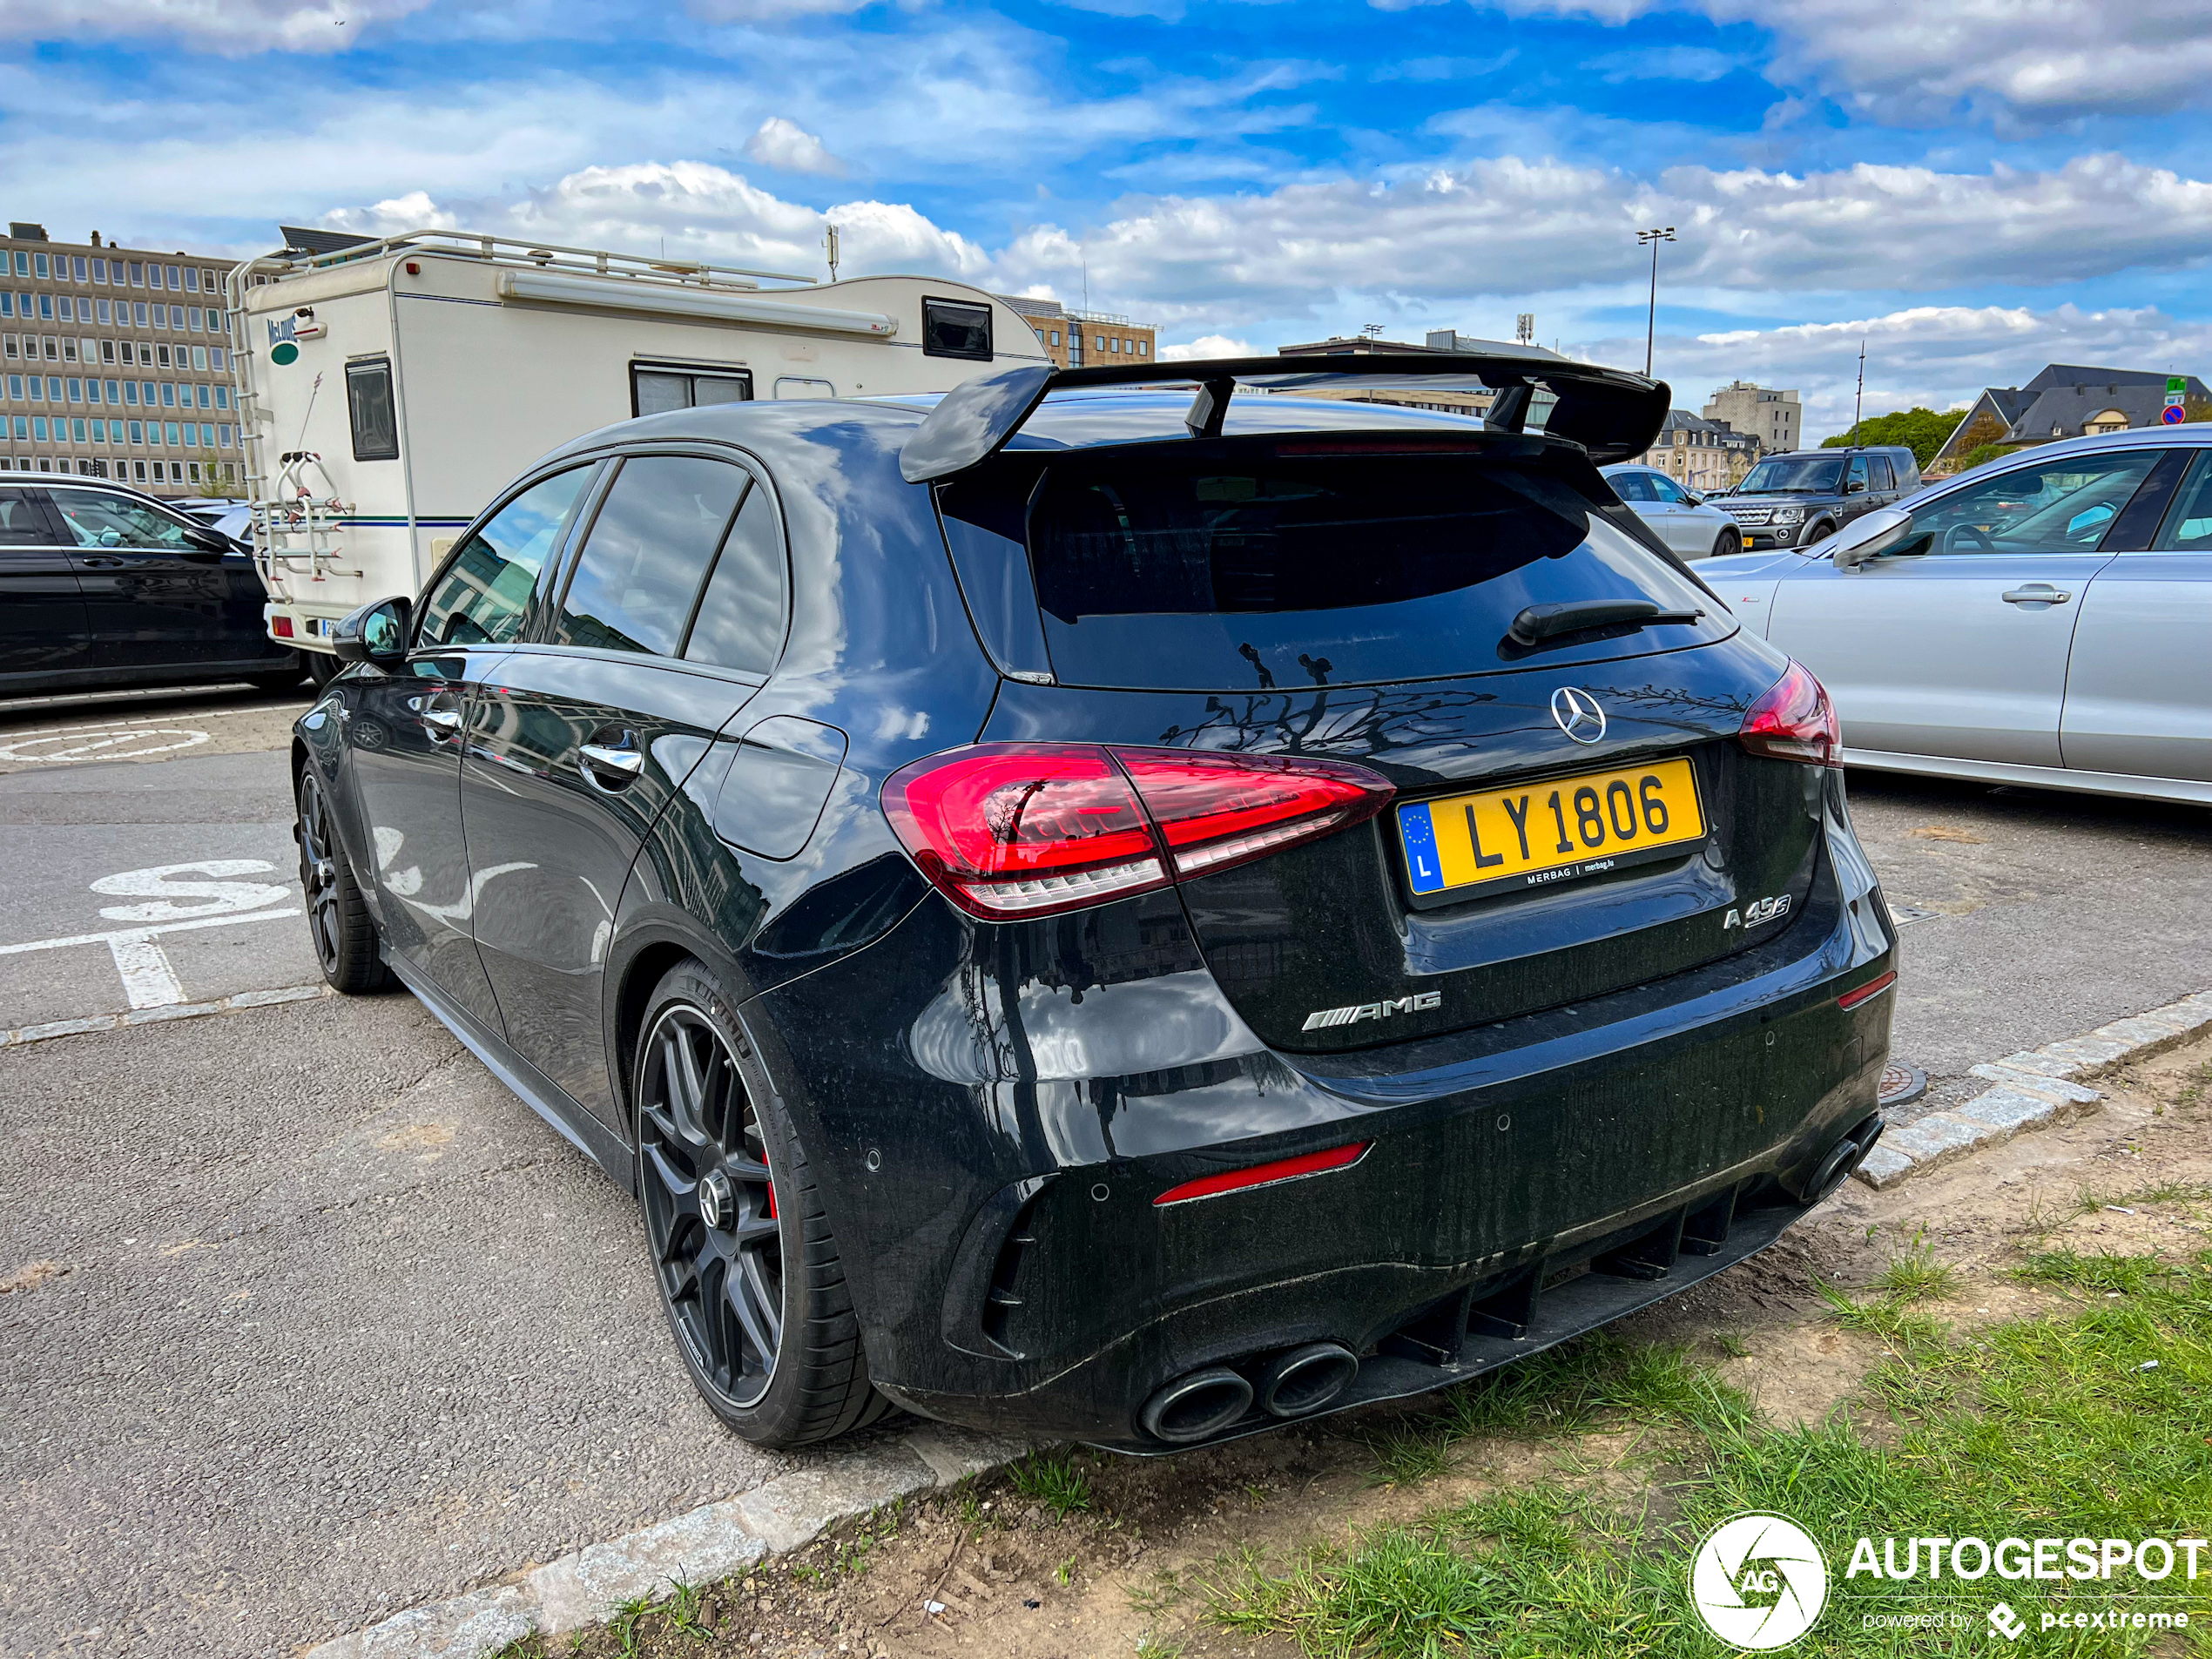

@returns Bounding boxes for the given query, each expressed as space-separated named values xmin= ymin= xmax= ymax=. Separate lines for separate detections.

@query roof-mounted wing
xmin=899 ymin=353 xmax=1670 ymax=482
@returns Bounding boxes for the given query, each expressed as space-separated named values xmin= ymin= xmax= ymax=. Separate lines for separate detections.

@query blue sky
xmin=9 ymin=0 xmax=2212 ymax=435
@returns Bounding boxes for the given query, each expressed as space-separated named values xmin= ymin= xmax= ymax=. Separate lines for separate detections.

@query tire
xmin=1804 ymin=519 xmax=1837 ymax=547
xmin=296 ymin=766 xmax=394 ymax=995
xmin=633 ymin=959 xmax=887 ymax=1447
xmin=1710 ymin=527 xmax=1742 ymax=560
xmin=304 ymin=653 xmax=341 ymax=691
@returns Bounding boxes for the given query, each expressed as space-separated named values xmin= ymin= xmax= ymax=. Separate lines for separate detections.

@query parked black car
xmin=0 ymin=480 xmax=302 ymax=697
xmin=293 ymin=356 xmax=1897 ymax=1451
xmin=1714 ymin=445 xmax=1921 ymax=550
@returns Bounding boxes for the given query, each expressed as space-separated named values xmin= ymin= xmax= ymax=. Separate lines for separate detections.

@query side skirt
xmin=1845 ymin=746 xmax=2210 ymax=806
xmin=382 ymin=946 xmax=636 ymax=1189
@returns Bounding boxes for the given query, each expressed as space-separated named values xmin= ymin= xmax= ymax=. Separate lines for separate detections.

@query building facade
xmin=999 ymin=296 xmax=1157 ymax=369
xmin=1702 ymin=381 xmax=1800 ymax=455
xmin=1639 ymin=408 xmax=1757 ymax=492
xmin=1925 ymin=364 xmax=2212 ymax=475
xmin=1 ymin=223 xmax=242 ymax=497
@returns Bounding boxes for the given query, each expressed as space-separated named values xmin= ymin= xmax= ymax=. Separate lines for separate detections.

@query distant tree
xmin=1955 ymin=443 xmax=2012 ymax=473
xmin=1820 ymin=406 xmax=1967 ymax=466
xmin=2185 ymin=395 xmax=2212 ymax=423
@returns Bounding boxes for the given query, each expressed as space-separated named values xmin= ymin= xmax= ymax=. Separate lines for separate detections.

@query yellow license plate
xmin=1396 ymin=757 xmax=1706 ymax=902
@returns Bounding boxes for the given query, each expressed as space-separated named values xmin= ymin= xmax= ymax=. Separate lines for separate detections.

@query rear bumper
xmin=752 ymin=796 xmax=1895 ymax=1448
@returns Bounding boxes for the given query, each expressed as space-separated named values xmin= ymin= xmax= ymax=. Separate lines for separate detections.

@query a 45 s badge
xmin=1723 ymin=894 xmax=1791 ymax=931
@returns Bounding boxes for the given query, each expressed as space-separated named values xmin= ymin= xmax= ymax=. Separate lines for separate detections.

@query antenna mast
xmin=1851 ymin=337 xmax=1866 ymax=447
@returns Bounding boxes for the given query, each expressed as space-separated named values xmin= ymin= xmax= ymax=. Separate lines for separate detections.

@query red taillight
xmin=271 ymin=616 xmax=294 ymax=638
xmin=1152 ymin=1141 xmax=1370 ymax=1206
xmin=880 ymin=743 xmax=1393 ymax=921
xmin=1837 ymin=968 xmax=1897 ymax=1011
xmin=1739 ymin=660 xmax=1842 ymax=767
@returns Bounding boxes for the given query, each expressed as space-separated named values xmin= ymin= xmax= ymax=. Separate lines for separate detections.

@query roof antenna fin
xmin=1185 ymin=375 xmax=1235 ymax=441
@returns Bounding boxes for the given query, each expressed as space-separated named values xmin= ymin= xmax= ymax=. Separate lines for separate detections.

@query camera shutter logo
xmin=1689 ymin=1514 xmax=1828 ymax=1649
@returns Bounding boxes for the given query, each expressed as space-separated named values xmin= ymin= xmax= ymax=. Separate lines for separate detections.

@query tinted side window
xmin=2152 ymin=449 xmax=2212 ymax=550
xmin=684 ymin=482 xmax=786 ymax=676
xmin=922 ymin=297 xmax=992 ymax=361
xmin=1647 ymin=474 xmax=1689 ymax=504
xmin=1608 ymin=472 xmax=1653 ymax=502
xmin=1846 ymin=456 xmax=1869 ymax=491
xmin=51 ymin=488 xmax=192 ymax=550
xmin=1867 ymin=455 xmax=1895 ymax=490
xmin=419 ymin=467 xmax=592 ymax=648
xmin=631 ymin=366 xmax=752 ymax=417
xmin=1909 ymin=450 xmax=2160 ymax=556
xmin=0 ymin=487 xmax=52 ymax=545
xmin=346 ymin=358 xmax=399 ymax=461
xmin=554 ymin=455 xmax=748 ymax=657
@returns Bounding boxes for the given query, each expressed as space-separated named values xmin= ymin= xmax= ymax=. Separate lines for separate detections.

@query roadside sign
xmin=2163 ymin=403 xmax=2187 ymax=425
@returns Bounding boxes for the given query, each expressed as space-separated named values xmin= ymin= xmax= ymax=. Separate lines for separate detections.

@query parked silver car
xmin=1601 ymin=464 xmax=1743 ymax=558
xmin=1701 ymin=427 xmax=2211 ymax=804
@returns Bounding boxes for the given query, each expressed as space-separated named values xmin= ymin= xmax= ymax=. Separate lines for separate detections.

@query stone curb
xmin=0 ymin=982 xmax=334 ymax=1048
xmin=1853 ymin=990 xmax=2212 ymax=1190
xmin=302 ymin=1426 xmax=1030 ymax=1659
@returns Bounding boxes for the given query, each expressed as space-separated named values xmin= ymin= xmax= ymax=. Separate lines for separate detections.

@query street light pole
xmin=1636 ymin=226 xmax=1676 ymax=378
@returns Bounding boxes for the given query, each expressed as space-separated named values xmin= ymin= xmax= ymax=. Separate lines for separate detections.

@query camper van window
xmin=921 ymin=297 xmax=993 ymax=361
xmin=553 ymin=455 xmax=749 ymax=658
xmin=420 ymin=467 xmax=594 ymax=649
xmin=683 ymin=480 xmax=786 ymax=677
xmin=631 ymin=366 xmax=752 ymax=418
xmin=346 ymin=358 xmax=399 ymax=462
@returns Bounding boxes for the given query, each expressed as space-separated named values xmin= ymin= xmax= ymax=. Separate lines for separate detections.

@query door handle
xmin=580 ymin=742 xmax=645 ymax=788
xmin=420 ymin=704 xmax=463 ymax=732
xmin=2001 ymin=585 xmax=2071 ymax=606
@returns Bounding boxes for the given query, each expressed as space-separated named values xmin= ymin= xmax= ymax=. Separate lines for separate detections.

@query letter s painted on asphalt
xmin=91 ymin=860 xmax=288 ymax=922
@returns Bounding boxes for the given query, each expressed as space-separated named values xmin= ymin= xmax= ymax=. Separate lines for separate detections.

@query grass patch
xmin=1438 ymin=1330 xmax=1753 ymax=1440
xmin=2016 ymin=1249 xmax=2189 ymax=1298
xmin=1365 ymin=1424 xmax=1454 ymax=1488
xmin=1871 ymin=1230 xmax=1955 ymax=1302
xmin=1007 ymin=1448 xmax=1095 ymax=1522
xmin=1206 ymin=1250 xmax=2212 ymax=1657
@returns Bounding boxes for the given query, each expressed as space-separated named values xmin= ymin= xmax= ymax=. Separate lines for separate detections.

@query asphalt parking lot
xmin=1 ymin=685 xmax=2208 ymax=1658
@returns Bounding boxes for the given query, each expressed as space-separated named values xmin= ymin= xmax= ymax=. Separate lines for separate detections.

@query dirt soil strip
xmin=492 ymin=1034 xmax=2212 ymax=1659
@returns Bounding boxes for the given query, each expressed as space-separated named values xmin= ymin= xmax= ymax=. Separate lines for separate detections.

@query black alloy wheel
xmin=638 ymin=1002 xmax=785 ymax=1410
xmin=296 ymin=767 xmax=392 ymax=995
xmin=632 ymin=961 xmax=892 ymax=1446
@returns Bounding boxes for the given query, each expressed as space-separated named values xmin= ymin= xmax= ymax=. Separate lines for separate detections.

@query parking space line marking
xmin=0 ymin=981 xmax=333 ymax=1048
xmin=107 ymin=934 xmax=184 ymax=1009
xmin=0 ymin=907 xmax=303 ymax=959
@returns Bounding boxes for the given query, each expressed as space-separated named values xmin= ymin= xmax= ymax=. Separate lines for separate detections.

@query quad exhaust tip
xmin=1256 ymin=1342 xmax=1359 ymax=1418
xmin=1139 ymin=1366 xmax=1253 ymax=1444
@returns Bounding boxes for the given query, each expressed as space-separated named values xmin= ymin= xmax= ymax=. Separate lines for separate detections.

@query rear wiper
xmin=1507 ymin=599 xmax=1705 ymax=650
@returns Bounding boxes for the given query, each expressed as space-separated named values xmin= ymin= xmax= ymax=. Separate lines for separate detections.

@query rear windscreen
xmin=1001 ymin=451 xmax=1722 ymax=691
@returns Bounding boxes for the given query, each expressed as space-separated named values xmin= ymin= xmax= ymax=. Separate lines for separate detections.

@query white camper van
xmin=225 ymin=230 xmax=1048 ymax=678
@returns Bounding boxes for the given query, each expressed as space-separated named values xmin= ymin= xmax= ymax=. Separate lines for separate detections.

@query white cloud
xmin=1607 ymin=302 xmax=2212 ymax=440
xmin=1160 ymin=334 xmax=1258 ymax=360
xmin=1476 ymin=0 xmax=2212 ymax=127
xmin=0 ymin=0 xmax=435 ymax=52
xmin=323 ymin=159 xmax=990 ymax=282
xmin=989 ymin=152 xmax=2212 ymax=333
xmin=1588 ymin=45 xmax=1741 ymax=84
xmin=742 ymin=117 xmax=848 ymax=176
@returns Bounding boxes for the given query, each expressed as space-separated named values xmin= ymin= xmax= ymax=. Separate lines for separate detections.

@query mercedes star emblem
xmin=1550 ymin=686 xmax=1607 ymax=745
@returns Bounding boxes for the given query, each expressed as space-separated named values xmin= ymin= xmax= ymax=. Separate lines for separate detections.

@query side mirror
xmin=332 ymin=597 xmax=411 ymax=664
xmin=1844 ymin=478 xmax=1868 ymax=495
xmin=184 ymin=523 xmax=231 ymax=553
xmin=1683 ymin=490 xmax=1703 ymax=506
xmin=1830 ymin=507 xmax=1915 ymax=570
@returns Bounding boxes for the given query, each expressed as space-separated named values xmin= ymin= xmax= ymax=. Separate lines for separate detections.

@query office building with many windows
xmin=998 ymin=295 xmax=1157 ymax=369
xmin=1 ymin=221 xmax=240 ymax=497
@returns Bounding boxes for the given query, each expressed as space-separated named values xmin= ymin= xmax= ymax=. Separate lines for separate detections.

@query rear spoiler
xmin=899 ymin=353 xmax=1671 ymax=483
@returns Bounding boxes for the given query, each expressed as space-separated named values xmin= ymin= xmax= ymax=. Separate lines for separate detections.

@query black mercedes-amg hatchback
xmin=293 ymin=354 xmax=1896 ymax=1450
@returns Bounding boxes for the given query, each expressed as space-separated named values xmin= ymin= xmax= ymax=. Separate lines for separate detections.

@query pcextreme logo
xmin=1689 ymin=1514 xmax=1831 ymax=1649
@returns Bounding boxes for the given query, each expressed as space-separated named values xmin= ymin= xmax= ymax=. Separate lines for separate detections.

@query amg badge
xmin=1302 ymin=990 xmax=1442 ymax=1032
xmin=1723 ymin=894 xmax=1791 ymax=930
